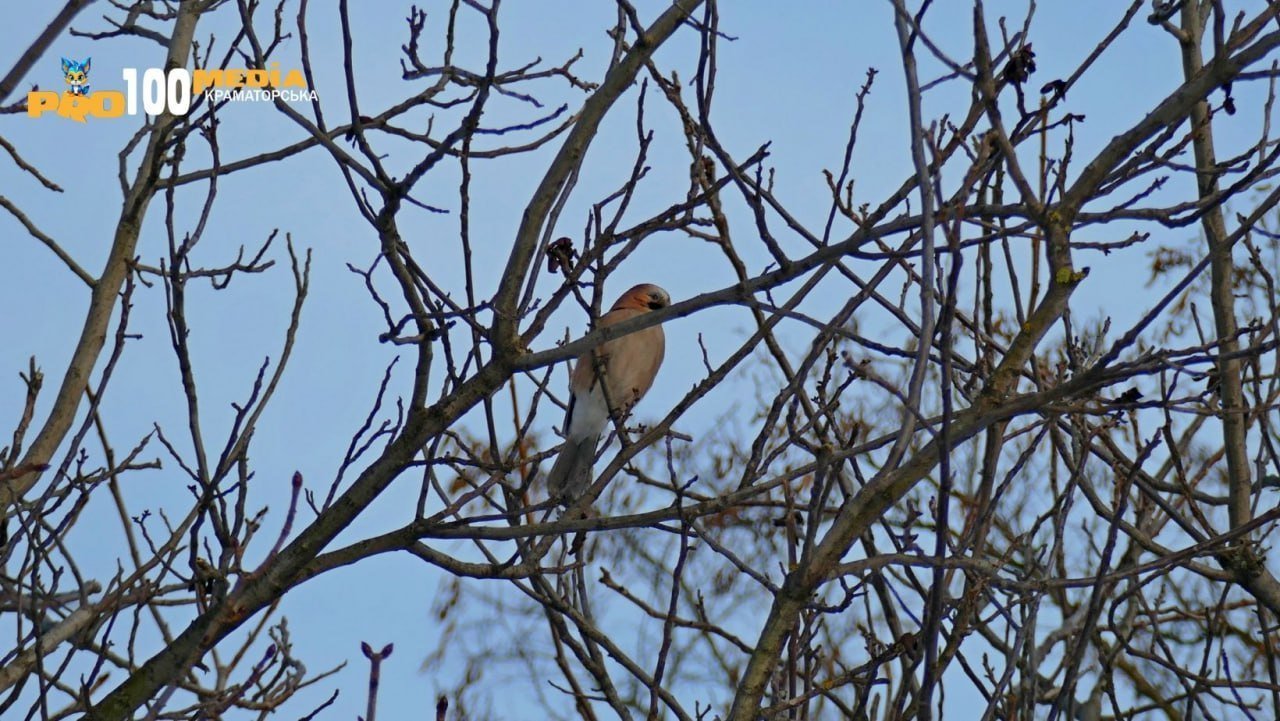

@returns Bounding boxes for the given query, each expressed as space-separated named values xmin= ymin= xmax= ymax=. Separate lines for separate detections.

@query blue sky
xmin=2 ymin=1 xmax=1272 ymax=718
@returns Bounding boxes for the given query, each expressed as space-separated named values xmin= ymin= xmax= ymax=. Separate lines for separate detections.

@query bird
xmin=546 ymin=283 xmax=670 ymax=502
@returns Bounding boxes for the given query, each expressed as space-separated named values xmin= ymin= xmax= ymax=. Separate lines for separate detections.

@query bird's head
xmin=615 ymin=283 xmax=670 ymax=312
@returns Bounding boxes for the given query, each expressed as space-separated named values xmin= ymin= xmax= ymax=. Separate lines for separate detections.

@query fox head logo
xmin=61 ymin=57 xmax=90 ymax=96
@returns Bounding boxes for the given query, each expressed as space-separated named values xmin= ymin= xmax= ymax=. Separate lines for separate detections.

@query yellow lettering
xmin=27 ymin=89 xmax=128 ymax=121
xmin=224 ymin=69 xmax=244 ymax=88
xmin=94 ymin=91 xmax=126 ymax=118
xmin=26 ymin=91 xmax=58 ymax=117
xmin=58 ymin=92 xmax=90 ymax=122
xmin=193 ymin=69 xmax=222 ymax=94
xmin=246 ymin=69 xmax=268 ymax=87
xmin=283 ymin=69 xmax=306 ymax=88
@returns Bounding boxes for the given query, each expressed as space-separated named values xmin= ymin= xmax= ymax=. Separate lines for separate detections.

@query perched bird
xmin=546 ymin=283 xmax=670 ymax=501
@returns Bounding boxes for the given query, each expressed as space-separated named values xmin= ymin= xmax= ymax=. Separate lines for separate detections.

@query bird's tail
xmin=546 ymin=432 xmax=601 ymax=503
